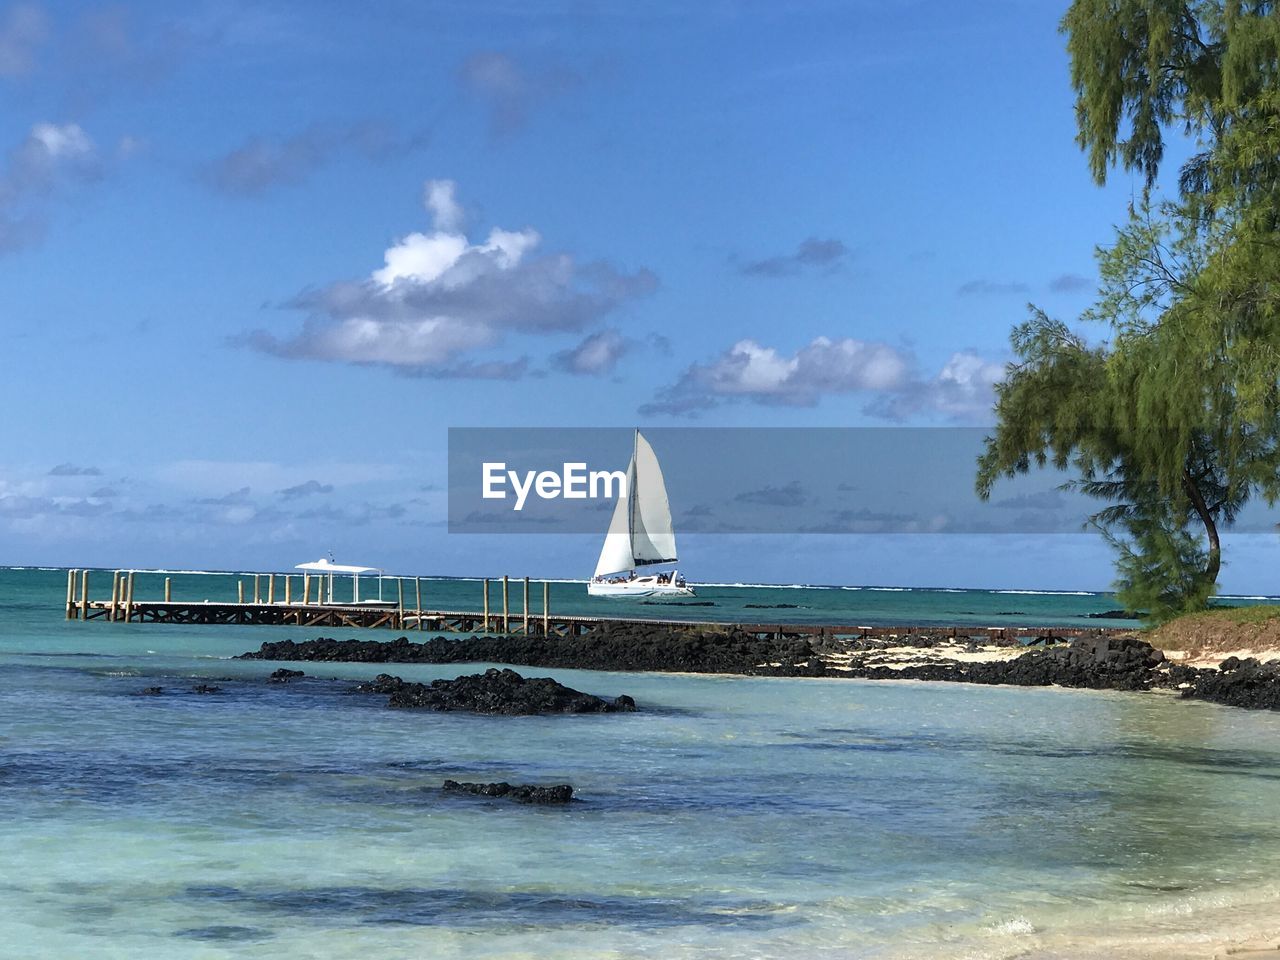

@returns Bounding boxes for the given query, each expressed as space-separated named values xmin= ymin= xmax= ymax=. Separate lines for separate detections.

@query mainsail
xmin=592 ymin=431 xmax=678 ymax=577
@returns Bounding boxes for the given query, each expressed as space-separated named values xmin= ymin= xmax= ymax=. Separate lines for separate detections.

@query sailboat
xmin=588 ymin=430 xmax=695 ymax=598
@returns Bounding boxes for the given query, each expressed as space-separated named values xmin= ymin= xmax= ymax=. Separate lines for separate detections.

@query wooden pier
xmin=62 ymin=569 xmax=1130 ymax=642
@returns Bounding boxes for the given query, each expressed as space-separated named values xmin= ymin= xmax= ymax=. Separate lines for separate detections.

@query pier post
xmin=254 ymin=575 xmax=260 ymax=604
xmin=302 ymin=574 xmax=310 ymax=605
xmin=284 ymin=576 xmax=291 ymax=605
xmin=483 ymin=579 xmax=490 ymax=632
xmin=543 ymin=581 xmax=549 ymax=636
xmin=65 ymin=569 xmax=76 ymax=619
xmin=268 ymin=575 xmax=275 ymax=605
xmin=238 ymin=579 xmax=245 ymax=604
xmin=79 ymin=569 xmax=89 ymax=621
xmin=164 ymin=577 xmax=171 ymax=603
xmin=415 ymin=578 xmax=423 ymax=631
xmin=123 ymin=572 xmax=134 ymax=623
xmin=502 ymin=575 xmax=509 ymax=633
xmin=523 ymin=577 xmax=529 ymax=635
xmin=397 ymin=578 xmax=404 ymax=629
xmin=109 ymin=571 xmax=120 ymax=622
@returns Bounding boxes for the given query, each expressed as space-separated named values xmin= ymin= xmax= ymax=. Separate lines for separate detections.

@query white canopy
xmin=295 ymin=558 xmax=380 ymax=574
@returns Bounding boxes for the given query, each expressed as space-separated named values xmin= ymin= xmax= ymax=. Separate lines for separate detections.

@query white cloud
xmin=424 ymin=178 xmax=463 ymax=233
xmin=641 ymin=336 xmax=911 ymax=414
xmin=290 ymin=314 xmax=497 ymax=368
xmin=4 ymin=122 xmax=97 ymax=195
xmin=552 ymin=328 xmax=631 ymax=375
xmin=0 ymin=121 xmax=103 ymax=252
xmin=371 ymin=231 xmax=470 ymax=287
xmin=30 ymin=122 xmax=92 ymax=159
xmin=246 ymin=179 xmax=656 ymax=377
xmin=643 ymin=337 xmax=1002 ymax=422
xmin=873 ymin=350 xmax=1005 ymax=421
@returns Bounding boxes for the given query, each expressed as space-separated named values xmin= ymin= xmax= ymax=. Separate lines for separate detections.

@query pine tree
xmin=977 ymin=2 xmax=1280 ymax=620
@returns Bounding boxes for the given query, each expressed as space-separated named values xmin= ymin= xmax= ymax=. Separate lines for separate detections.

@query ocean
xmin=4 ymin=566 xmax=1280 ymax=959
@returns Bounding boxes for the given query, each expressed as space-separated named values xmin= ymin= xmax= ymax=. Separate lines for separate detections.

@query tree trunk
xmin=1183 ymin=470 xmax=1221 ymax=586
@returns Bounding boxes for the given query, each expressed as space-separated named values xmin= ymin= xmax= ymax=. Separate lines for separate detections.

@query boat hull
xmin=588 ymin=579 xmax=696 ymax=599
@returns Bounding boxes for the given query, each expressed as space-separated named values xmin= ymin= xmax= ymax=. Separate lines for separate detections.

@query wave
xmin=991 ymin=589 xmax=1097 ymax=596
xmin=695 ymin=582 xmax=816 ymax=589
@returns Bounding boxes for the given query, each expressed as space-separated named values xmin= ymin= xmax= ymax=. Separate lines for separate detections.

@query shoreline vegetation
xmin=237 ymin=613 xmax=1280 ymax=712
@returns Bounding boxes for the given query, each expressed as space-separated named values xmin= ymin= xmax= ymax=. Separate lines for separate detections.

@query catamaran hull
xmin=587 ymin=580 xmax=696 ymax=598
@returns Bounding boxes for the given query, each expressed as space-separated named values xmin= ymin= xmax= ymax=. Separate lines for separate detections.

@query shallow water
xmin=5 ymin=569 xmax=1280 ymax=958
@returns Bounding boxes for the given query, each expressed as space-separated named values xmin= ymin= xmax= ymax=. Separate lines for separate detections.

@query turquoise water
xmin=6 ymin=568 xmax=1280 ymax=958
xmin=29 ymin=564 xmax=1280 ymax=630
xmin=13 ymin=566 xmax=1161 ymax=629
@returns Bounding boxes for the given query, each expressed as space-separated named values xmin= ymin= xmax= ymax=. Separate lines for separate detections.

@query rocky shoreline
xmin=237 ymin=625 xmax=1280 ymax=712
xmin=240 ymin=625 xmax=837 ymax=677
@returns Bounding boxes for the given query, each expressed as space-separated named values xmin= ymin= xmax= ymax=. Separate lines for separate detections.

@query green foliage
xmin=1098 ymin=491 xmax=1219 ymax=623
xmin=1062 ymin=0 xmax=1224 ymax=187
xmin=977 ymin=1 xmax=1280 ymax=620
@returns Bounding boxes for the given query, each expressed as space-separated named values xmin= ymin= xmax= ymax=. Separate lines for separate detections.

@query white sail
xmin=593 ymin=456 xmax=636 ymax=577
xmin=631 ymin=431 xmax=677 ymax=566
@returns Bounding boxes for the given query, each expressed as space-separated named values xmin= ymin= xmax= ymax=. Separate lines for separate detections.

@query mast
xmin=627 ymin=428 xmax=638 ymax=550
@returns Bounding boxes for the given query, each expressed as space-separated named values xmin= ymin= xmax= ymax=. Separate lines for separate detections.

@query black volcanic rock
xmin=361 ymin=668 xmax=636 ymax=715
xmin=355 ymin=673 xmax=408 ymax=694
xmin=240 ymin=625 xmax=826 ymax=677
xmin=442 ymin=780 xmax=574 ymax=804
xmin=240 ymin=631 xmax=1162 ymax=691
xmin=233 ymin=623 xmax=1280 ymax=712
xmin=1168 ymin=657 xmax=1280 ymax=710
xmin=842 ymin=635 xmax=1166 ymax=692
xmin=268 ymin=668 xmax=305 ymax=683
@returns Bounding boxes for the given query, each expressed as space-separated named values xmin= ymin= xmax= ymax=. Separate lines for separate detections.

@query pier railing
xmin=61 ymin=568 xmax=1129 ymax=642
xmin=64 ymin=569 xmax=563 ymax=635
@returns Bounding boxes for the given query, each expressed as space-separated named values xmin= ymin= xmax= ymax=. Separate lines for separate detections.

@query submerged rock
xmin=191 ymin=684 xmax=222 ymax=694
xmin=442 ymin=779 xmax=574 ymax=804
xmin=268 ymin=668 xmax=305 ymax=683
xmin=355 ymin=673 xmax=407 ymax=694
xmin=361 ymin=668 xmax=636 ymax=715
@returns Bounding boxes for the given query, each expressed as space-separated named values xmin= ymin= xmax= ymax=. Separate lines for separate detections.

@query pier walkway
xmin=63 ymin=568 xmax=1130 ymax=642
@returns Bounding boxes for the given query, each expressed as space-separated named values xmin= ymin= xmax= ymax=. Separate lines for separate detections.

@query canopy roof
xmin=295 ymin=558 xmax=380 ymax=574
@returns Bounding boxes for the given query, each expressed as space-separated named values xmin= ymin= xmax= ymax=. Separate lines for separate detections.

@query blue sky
xmin=4 ymin=0 xmax=1268 ymax=590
